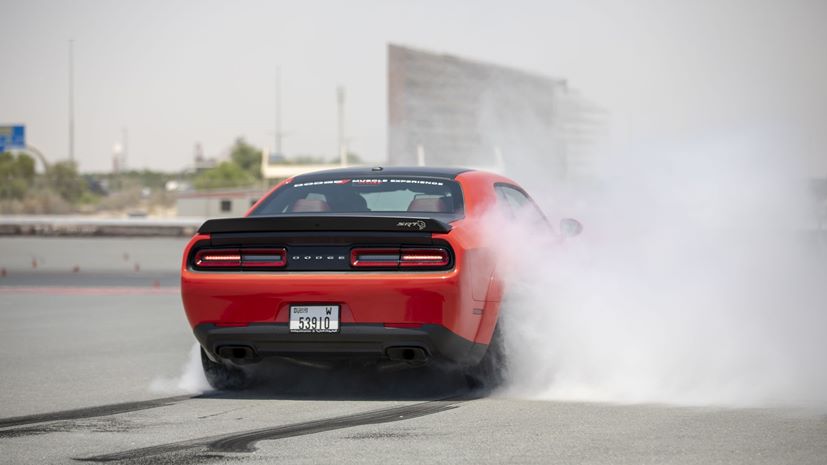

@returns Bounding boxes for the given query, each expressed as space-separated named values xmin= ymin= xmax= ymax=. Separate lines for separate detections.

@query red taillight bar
xmin=240 ymin=248 xmax=287 ymax=268
xmin=195 ymin=249 xmax=241 ymax=268
xmin=399 ymin=248 xmax=450 ymax=267
xmin=194 ymin=248 xmax=287 ymax=269
xmin=350 ymin=248 xmax=400 ymax=268
xmin=350 ymin=248 xmax=450 ymax=268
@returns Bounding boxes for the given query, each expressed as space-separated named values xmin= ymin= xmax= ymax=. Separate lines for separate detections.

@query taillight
xmin=194 ymin=248 xmax=287 ymax=269
xmin=240 ymin=249 xmax=287 ymax=267
xmin=350 ymin=248 xmax=450 ymax=269
xmin=399 ymin=248 xmax=450 ymax=267
xmin=350 ymin=248 xmax=400 ymax=268
xmin=195 ymin=249 xmax=241 ymax=268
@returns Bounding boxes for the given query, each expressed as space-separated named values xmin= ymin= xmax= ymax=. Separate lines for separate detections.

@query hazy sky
xmin=1 ymin=0 xmax=825 ymax=174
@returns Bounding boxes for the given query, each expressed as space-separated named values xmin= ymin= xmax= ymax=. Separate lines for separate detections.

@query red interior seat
xmin=289 ymin=198 xmax=332 ymax=212
xmin=407 ymin=197 xmax=449 ymax=213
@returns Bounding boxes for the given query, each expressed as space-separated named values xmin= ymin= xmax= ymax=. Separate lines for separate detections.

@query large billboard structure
xmin=388 ymin=45 xmax=605 ymax=180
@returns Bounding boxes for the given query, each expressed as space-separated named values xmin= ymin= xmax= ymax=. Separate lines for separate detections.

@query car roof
xmin=291 ymin=166 xmax=473 ymax=182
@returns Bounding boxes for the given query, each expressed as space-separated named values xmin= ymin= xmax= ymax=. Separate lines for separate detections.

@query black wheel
xmin=465 ymin=324 xmax=507 ymax=391
xmin=200 ymin=347 xmax=248 ymax=390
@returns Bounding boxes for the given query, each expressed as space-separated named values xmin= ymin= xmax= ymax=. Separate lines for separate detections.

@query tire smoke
xmin=149 ymin=342 xmax=212 ymax=394
xmin=490 ymin=133 xmax=827 ymax=408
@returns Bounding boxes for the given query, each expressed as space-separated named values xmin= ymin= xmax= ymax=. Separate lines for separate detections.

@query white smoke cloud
xmin=149 ymin=342 xmax=212 ymax=394
xmin=490 ymin=130 xmax=827 ymax=408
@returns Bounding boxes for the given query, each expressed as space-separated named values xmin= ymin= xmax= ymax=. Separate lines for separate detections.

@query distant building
xmin=387 ymin=44 xmax=607 ymax=180
xmin=192 ymin=143 xmax=218 ymax=172
xmin=260 ymin=151 xmax=346 ymax=182
xmin=176 ymin=188 xmax=265 ymax=218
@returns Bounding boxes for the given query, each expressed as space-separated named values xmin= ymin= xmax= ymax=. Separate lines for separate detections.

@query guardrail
xmin=1 ymin=215 xmax=825 ymax=244
xmin=0 ymin=216 xmax=205 ymax=237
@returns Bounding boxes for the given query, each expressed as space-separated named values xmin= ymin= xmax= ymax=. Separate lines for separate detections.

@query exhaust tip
xmin=217 ymin=345 xmax=257 ymax=362
xmin=386 ymin=347 xmax=428 ymax=363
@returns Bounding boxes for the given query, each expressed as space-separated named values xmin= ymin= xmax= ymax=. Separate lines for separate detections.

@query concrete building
xmin=176 ymin=188 xmax=265 ymax=218
xmin=388 ymin=44 xmax=607 ymax=180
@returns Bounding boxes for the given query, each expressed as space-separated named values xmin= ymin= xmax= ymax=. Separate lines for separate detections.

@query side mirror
xmin=559 ymin=218 xmax=583 ymax=237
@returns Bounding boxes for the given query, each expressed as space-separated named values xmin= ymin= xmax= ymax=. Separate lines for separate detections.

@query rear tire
xmin=200 ymin=347 xmax=248 ymax=390
xmin=465 ymin=324 xmax=507 ymax=391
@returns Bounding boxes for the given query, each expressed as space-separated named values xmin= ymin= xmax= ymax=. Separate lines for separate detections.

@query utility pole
xmin=122 ymin=127 xmax=128 ymax=170
xmin=337 ymin=86 xmax=346 ymax=166
xmin=68 ymin=39 xmax=75 ymax=163
xmin=274 ymin=66 xmax=282 ymax=156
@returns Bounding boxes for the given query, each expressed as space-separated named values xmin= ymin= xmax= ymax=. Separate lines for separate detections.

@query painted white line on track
xmin=0 ymin=286 xmax=180 ymax=296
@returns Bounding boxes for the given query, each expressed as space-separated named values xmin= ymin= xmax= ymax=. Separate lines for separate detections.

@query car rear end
xmin=181 ymin=169 xmax=492 ymax=370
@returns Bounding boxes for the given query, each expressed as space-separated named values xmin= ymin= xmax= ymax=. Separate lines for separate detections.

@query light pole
xmin=337 ymin=86 xmax=346 ymax=166
xmin=122 ymin=127 xmax=128 ymax=170
xmin=274 ymin=66 xmax=283 ymax=156
xmin=68 ymin=39 xmax=75 ymax=163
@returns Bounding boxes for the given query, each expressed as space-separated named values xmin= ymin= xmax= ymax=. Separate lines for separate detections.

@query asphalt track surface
xmin=1 ymin=238 xmax=826 ymax=464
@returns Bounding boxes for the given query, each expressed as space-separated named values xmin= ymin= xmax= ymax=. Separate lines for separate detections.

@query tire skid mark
xmin=0 ymin=417 xmax=137 ymax=439
xmin=0 ymin=395 xmax=193 ymax=429
xmin=77 ymin=399 xmax=463 ymax=462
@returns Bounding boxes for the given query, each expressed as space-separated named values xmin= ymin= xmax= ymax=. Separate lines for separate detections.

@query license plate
xmin=289 ymin=305 xmax=340 ymax=333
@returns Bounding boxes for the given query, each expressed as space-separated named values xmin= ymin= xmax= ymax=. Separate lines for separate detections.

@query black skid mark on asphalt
xmin=0 ymin=417 xmax=137 ymax=439
xmin=0 ymin=395 xmax=193 ymax=429
xmin=124 ymin=451 xmax=236 ymax=465
xmin=344 ymin=429 xmax=428 ymax=440
xmin=197 ymin=407 xmax=247 ymax=420
xmin=76 ymin=399 xmax=463 ymax=463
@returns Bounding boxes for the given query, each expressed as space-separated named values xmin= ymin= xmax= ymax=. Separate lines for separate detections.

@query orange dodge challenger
xmin=181 ymin=166 xmax=579 ymax=389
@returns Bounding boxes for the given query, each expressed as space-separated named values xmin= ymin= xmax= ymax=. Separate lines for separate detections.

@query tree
xmin=345 ymin=152 xmax=363 ymax=164
xmin=328 ymin=152 xmax=363 ymax=165
xmin=0 ymin=152 xmax=36 ymax=199
xmin=47 ymin=160 xmax=88 ymax=203
xmin=230 ymin=138 xmax=262 ymax=179
xmin=193 ymin=161 xmax=256 ymax=189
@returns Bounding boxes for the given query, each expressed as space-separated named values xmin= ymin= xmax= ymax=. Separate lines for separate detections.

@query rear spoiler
xmin=198 ymin=215 xmax=452 ymax=234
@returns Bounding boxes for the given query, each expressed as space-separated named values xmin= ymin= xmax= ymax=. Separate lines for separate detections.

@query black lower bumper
xmin=193 ymin=323 xmax=487 ymax=367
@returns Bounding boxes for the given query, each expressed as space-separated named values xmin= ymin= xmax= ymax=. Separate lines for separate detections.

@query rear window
xmin=251 ymin=176 xmax=464 ymax=217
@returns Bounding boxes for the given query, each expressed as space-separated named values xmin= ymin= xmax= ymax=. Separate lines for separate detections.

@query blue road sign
xmin=0 ymin=125 xmax=26 ymax=153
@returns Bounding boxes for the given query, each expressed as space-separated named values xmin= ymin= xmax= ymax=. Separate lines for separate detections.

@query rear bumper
xmin=194 ymin=323 xmax=487 ymax=367
xmin=181 ymin=267 xmax=487 ymax=343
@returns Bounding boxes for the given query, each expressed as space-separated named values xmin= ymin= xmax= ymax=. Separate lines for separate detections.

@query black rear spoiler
xmin=198 ymin=215 xmax=452 ymax=234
